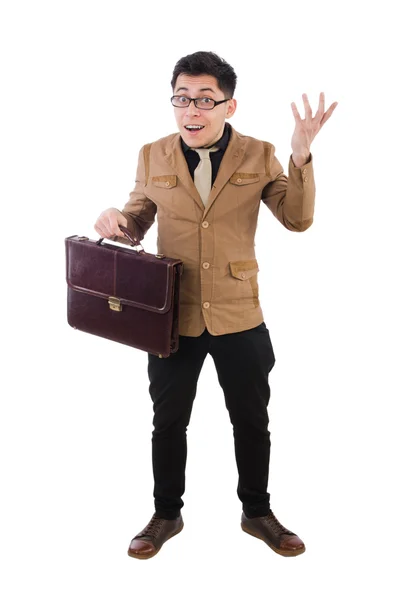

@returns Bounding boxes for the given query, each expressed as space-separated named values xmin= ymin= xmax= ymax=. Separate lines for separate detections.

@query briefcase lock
xmin=108 ymin=296 xmax=122 ymax=312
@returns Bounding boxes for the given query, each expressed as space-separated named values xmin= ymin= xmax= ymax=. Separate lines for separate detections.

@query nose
xmin=185 ymin=99 xmax=200 ymax=117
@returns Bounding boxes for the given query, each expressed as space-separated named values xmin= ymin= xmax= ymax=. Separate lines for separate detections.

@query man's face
xmin=173 ymin=74 xmax=237 ymax=148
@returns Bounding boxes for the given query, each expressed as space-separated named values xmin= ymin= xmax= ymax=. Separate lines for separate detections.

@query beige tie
xmin=193 ymin=147 xmax=218 ymax=207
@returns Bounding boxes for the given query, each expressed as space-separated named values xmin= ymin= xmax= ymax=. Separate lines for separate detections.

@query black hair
xmin=171 ymin=51 xmax=237 ymax=98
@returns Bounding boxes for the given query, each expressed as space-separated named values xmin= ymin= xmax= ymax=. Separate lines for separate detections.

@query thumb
xmin=109 ymin=213 xmax=126 ymax=237
xmin=117 ymin=212 xmax=128 ymax=234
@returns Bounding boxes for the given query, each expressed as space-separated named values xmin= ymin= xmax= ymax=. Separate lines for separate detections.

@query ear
xmin=226 ymin=98 xmax=237 ymax=118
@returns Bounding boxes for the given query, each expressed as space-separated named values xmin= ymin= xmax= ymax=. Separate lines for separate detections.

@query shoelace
xmin=260 ymin=510 xmax=292 ymax=536
xmin=136 ymin=516 xmax=164 ymax=539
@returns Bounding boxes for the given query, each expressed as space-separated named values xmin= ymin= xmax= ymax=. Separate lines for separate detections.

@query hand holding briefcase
xmin=65 ymin=226 xmax=183 ymax=358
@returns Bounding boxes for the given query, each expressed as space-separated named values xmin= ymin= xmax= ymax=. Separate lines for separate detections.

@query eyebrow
xmin=175 ymin=86 xmax=216 ymax=95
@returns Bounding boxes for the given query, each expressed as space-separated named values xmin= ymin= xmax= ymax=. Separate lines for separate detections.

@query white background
xmin=1 ymin=0 xmax=396 ymax=598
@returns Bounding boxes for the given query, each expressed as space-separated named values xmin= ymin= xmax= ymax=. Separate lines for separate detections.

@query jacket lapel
xmin=163 ymin=135 xmax=203 ymax=210
xmin=163 ymin=125 xmax=248 ymax=215
xmin=203 ymin=126 xmax=247 ymax=218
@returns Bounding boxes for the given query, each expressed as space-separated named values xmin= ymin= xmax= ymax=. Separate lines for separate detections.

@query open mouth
xmin=184 ymin=125 xmax=205 ymax=133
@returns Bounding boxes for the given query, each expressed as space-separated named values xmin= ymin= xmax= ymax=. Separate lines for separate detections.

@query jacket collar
xmin=163 ymin=124 xmax=248 ymax=217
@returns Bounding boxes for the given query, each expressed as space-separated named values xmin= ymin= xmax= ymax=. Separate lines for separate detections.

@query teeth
xmin=186 ymin=125 xmax=204 ymax=130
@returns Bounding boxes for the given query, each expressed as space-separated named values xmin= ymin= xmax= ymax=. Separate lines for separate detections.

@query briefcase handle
xmin=96 ymin=225 xmax=145 ymax=253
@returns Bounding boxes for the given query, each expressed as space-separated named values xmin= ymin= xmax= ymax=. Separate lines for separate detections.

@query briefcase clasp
xmin=108 ymin=297 xmax=122 ymax=312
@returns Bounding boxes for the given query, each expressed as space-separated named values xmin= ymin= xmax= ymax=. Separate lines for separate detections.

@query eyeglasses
xmin=171 ymin=95 xmax=231 ymax=110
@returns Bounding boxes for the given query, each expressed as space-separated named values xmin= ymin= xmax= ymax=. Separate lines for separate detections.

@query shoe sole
xmin=241 ymin=523 xmax=306 ymax=557
xmin=127 ymin=522 xmax=184 ymax=560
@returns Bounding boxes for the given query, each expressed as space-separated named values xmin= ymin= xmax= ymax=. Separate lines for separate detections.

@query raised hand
xmin=291 ymin=92 xmax=338 ymax=167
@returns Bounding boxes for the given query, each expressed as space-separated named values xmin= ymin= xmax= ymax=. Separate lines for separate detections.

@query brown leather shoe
xmin=127 ymin=514 xmax=184 ymax=560
xmin=241 ymin=509 xmax=305 ymax=557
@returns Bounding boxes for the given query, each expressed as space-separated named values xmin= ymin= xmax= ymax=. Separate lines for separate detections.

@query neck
xmin=201 ymin=124 xmax=225 ymax=149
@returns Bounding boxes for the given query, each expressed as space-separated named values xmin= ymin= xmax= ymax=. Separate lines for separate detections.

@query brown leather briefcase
xmin=66 ymin=226 xmax=183 ymax=357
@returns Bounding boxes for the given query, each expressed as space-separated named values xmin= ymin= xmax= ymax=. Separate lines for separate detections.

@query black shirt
xmin=180 ymin=122 xmax=231 ymax=187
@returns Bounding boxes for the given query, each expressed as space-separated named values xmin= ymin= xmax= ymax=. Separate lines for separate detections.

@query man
xmin=94 ymin=51 xmax=337 ymax=559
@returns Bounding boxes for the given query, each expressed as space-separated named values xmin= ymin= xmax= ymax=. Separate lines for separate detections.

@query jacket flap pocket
xmin=152 ymin=174 xmax=177 ymax=188
xmin=230 ymin=172 xmax=260 ymax=185
xmin=229 ymin=259 xmax=259 ymax=280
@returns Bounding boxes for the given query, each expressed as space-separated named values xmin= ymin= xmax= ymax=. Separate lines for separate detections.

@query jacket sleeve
xmin=117 ymin=145 xmax=157 ymax=243
xmin=261 ymin=142 xmax=315 ymax=232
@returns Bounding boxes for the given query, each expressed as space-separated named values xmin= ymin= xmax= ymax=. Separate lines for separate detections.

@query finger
xmin=320 ymin=101 xmax=338 ymax=127
xmin=302 ymin=93 xmax=313 ymax=120
xmin=109 ymin=214 xmax=125 ymax=236
xmin=95 ymin=220 xmax=112 ymax=238
xmin=313 ymin=92 xmax=325 ymax=123
xmin=104 ymin=214 xmax=121 ymax=238
xmin=118 ymin=213 xmax=128 ymax=228
xmin=291 ymin=101 xmax=302 ymax=123
xmin=116 ymin=211 xmax=128 ymax=233
xmin=94 ymin=223 xmax=109 ymax=238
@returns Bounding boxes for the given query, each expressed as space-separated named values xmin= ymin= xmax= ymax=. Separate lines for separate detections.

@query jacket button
xmin=165 ymin=181 xmax=170 ymax=187
xmin=202 ymin=221 xmax=209 ymax=228
xmin=303 ymin=168 xmax=307 ymax=174
xmin=203 ymin=302 xmax=210 ymax=309
xmin=241 ymin=272 xmax=246 ymax=278
xmin=304 ymin=177 xmax=308 ymax=182
xmin=202 ymin=262 xmax=210 ymax=269
xmin=237 ymin=177 xmax=242 ymax=183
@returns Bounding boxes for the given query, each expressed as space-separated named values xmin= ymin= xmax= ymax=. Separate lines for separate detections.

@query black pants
xmin=147 ymin=322 xmax=276 ymax=520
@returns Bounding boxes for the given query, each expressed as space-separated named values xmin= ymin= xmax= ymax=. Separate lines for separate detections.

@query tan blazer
xmin=120 ymin=125 xmax=315 ymax=337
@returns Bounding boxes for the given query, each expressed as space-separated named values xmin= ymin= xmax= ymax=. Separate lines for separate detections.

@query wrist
xmin=292 ymin=152 xmax=310 ymax=168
